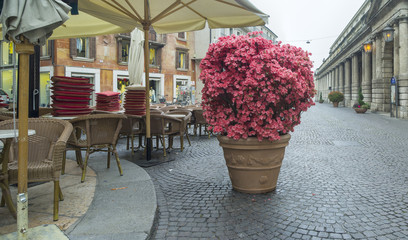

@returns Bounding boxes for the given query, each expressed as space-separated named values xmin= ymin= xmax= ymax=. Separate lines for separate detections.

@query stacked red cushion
xmin=51 ymin=76 xmax=94 ymax=116
xmin=124 ymin=86 xmax=146 ymax=116
xmin=95 ymin=91 xmax=120 ymax=111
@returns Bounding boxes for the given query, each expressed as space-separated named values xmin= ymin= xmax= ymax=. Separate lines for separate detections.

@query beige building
xmin=315 ymin=0 xmax=408 ymax=118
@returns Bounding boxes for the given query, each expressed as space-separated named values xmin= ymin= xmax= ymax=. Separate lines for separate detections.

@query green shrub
xmin=358 ymin=88 xmax=365 ymax=106
xmin=328 ymin=91 xmax=344 ymax=103
xmin=361 ymin=103 xmax=370 ymax=109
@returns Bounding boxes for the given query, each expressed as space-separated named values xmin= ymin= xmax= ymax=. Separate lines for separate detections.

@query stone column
xmin=362 ymin=51 xmax=372 ymax=103
xmin=344 ymin=58 xmax=352 ymax=107
xmin=371 ymin=34 xmax=384 ymax=111
xmin=339 ymin=63 xmax=345 ymax=94
xmin=336 ymin=66 xmax=340 ymax=91
xmin=351 ymin=53 xmax=359 ymax=104
xmin=329 ymin=70 xmax=333 ymax=92
xmin=399 ymin=17 xmax=408 ymax=118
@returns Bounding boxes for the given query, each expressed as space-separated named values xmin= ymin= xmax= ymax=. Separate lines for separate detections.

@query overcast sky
xmin=250 ymin=0 xmax=366 ymax=72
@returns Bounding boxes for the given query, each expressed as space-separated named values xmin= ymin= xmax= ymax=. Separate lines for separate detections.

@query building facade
xmin=315 ymin=0 xmax=408 ymax=118
xmin=0 ymin=29 xmax=195 ymax=107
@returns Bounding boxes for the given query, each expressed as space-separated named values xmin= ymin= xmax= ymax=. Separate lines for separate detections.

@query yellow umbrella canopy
xmin=80 ymin=0 xmax=268 ymax=33
xmin=50 ymin=11 xmax=133 ymax=39
xmin=0 ymin=11 xmax=134 ymax=40
xmin=79 ymin=0 xmax=268 ymax=159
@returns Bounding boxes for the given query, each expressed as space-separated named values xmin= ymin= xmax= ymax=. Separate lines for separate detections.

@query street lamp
xmin=363 ymin=40 xmax=373 ymax=53
xmin=383 ymin=26 xmax=394 ymax=42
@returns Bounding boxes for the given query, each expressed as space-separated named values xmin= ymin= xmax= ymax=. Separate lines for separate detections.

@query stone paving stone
xmin=130 ymin=104 xmax=408 ymax=239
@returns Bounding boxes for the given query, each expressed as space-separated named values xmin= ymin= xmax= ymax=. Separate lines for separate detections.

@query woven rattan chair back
xmin=0 ymin=118 xmax=73 ymax=221
xmin=68 ymin=114 xmax=126 ymax=182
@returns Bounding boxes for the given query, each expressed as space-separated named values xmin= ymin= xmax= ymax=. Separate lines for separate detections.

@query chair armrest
xmin=51 ymin=122 xmax=73 ymax=172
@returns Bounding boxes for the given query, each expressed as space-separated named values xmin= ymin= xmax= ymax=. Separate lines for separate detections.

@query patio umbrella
xmin=79 ymin=0 xmax=268 ymax=159
xmin=0 ymin=6 xmax=134 ymax=40
xmin=128 ymin=28 xmax=144 ymax=85
xmin=1 ymin=0 xmax=70 ymax=238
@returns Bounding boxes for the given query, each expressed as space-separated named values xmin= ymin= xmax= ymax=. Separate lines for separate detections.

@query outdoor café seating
xmin=166 ymin=110 xmax=192 ymax=148
xmin=150 ymin=108 xmax=164 ymax=115
xmin=66 ymin=114 xmax=126 ymax=182
xmin=0 ymin=118 xmax=73 ymax=221
xmin=193 ymin=109 xmax=208 ymax=136
xmin=145 ymin=114 xmax=183 ymax=157
xmin=120 ymin=114 xmax=144 ymax=155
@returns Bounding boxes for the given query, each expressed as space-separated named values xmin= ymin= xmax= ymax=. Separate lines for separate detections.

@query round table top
xmin=0 ymin=129 xmax=36 ymax=139
xmin=41 ymin=114 xmax=77 ymax=120
xmin=164 ymin=114 xmax=186 ymax=118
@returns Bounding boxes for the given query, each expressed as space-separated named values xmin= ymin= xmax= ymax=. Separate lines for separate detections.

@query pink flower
xmin=200 ymin=32 xmax=315 ymax=141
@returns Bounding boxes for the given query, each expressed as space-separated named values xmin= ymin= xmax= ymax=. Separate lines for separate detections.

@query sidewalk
xmin=0 ymin=146 xmax=157 ymax=240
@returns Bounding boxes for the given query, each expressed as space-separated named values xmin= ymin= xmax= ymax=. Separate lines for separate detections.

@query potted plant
xmin=353 ymin=88 xmax=370 ymax=113
xmin=319 ymin=92 xmax=324 ymax=103
xmin=328 ymin=91 xmax=344 ymax=107
xmin=200 ymin=32 xmax=315 ymax=193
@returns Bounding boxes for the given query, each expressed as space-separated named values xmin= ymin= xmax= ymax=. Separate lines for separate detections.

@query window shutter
xmin=70 ymin=38 xmax=77 ymax=58
xmin=89 ymin=37 xmax=96 ymax=59
xmin=175 ymin=50 xmax=179 ymax=69
xmin=157 ymin=48 xmax=162 ymax=66
xmin=117 ymin=39 xmax=123 ymax=63
xmin=185 ymin=52 xmax=189 ymax=70
xmin=48 ymin=40 xmax=54 ymax=57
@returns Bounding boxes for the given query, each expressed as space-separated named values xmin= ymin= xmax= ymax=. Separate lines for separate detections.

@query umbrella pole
xmin=144 ymin=25 xmax=152 ymax=160
xmin=15 ymin=38 xmax=34 ymax=240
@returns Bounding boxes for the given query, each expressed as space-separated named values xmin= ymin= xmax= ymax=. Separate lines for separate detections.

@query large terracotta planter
xmin=333 ymin=102 xmax=339 ymax=107
xmin=217 ymin=134 xmax=291 ymax=194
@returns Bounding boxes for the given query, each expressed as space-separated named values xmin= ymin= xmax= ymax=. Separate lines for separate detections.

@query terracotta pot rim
xmin=217 ymin=134 xmax=291 ymax=143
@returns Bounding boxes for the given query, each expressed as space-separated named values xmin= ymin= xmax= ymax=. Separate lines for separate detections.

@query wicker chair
xmin=67 ymin=114 xmax=126 ymax=182
xmin=148 ymin=108 xmax=163 ymax=115
xmin=0 ymin=118 xmax=73 ymax=221
xmin=0 ymin=115 xmax=12 ymax=122
xmin=39 ymin=107 xmax=53 ymax=116
xmin=0 ymin=111 xmax=14 ymax=118
xmin=193 ymin=109 xmax=208 ymax=136
xmin=120 ymin=114 xmax=144 ymax=155
xmin=145 ymin=114 xmax=182 ymax=157
xmin=166 ymin=110 xmax=192 ymax=149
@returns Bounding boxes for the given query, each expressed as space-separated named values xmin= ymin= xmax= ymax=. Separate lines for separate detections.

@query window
xmin=173 ymin=75 xmax=191 ymax=104
xmin=177 ymin=32 xmax=186 ymax=40
xmin=40 ymin=40 xmax=53 ymax=59
xmin=40 ymin=72 xmax=51 ymax=107
xmin=70 ymin=37 xmax=96 ymax=61
xmin=117 ymin=34 xmax=131 ymax=65
xmin=0 ymin=40 xmax=18 ymax=103
xmin=117 ymin=77 xmax=129 ymax=92
xmin=1 ymin=41 xmax=13 ymax=66
xmin=121 ymin=39 xmax=130 ymax=63
xmin=149 ymin=46 xmax=162 ymax=67
xmin=149 ymin=28 xmax=157 ymax=41
xmin=176 ymin=49 xmax=189 ymax=70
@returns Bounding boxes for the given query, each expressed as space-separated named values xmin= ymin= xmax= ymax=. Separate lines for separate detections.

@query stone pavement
xmin=136 ymin=103 xmax=408 ymax=239
xmin=2 ymin=103 xmax=408 ymax=240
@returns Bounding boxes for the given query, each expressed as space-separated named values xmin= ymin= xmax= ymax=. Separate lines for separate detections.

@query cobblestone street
xmin=129 ymin=103 xmax=408 ymax=240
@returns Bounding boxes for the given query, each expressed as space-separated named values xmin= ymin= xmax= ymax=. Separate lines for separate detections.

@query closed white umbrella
xmin=128 ymin=28 xmax=145 ymax=86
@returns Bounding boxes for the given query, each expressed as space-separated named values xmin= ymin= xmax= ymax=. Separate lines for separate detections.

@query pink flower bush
xmin=200 ymin=32 xmax=315 ymax=141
